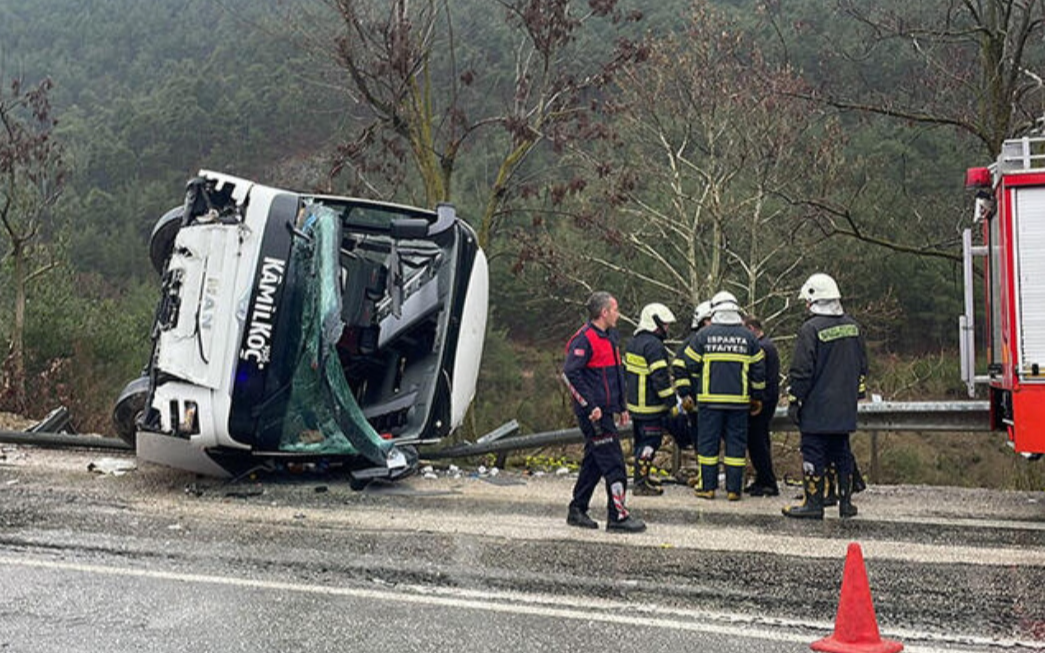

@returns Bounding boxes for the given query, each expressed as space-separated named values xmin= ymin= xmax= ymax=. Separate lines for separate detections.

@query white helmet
xmin=799 ymin=273 xmax=841 ymax=302
xmin=710 ymin=290 xmax=740 ymax=314
xmin=691 ymin=300 xmax=713 ymax=328
xmin=636 ymin=302 xmax=676 ymax=334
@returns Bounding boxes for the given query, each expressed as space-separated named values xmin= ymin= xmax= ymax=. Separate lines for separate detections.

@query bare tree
xmin=757 ymin=0 xmax=1045 ymax=260
xmin=0 ymin=75 xmax=65 ymax=411
xmin=311 ymin=0 xmax=643 ymax=247
xmin=794 ymin=0 xmax=1045 ymax=154
xmin=516 ymin=2 xmax=846 ymax=323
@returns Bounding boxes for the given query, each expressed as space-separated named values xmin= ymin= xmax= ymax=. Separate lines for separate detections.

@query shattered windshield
xmin=276 ymin=203 xmax=394 ymax=464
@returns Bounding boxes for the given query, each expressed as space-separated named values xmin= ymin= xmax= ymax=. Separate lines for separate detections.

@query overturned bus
xmin=113 ymin=171 xmax=488 ymax=484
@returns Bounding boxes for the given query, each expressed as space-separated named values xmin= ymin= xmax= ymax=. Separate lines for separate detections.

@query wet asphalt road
xmin=0 ymin=447 xmax=1042 ymax=652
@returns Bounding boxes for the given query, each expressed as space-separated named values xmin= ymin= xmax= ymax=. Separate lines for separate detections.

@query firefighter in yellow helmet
xmin=783 ymin=273 xmax=868 ymax=520
xmin=623 ymin=303 xmax=678 ymax=495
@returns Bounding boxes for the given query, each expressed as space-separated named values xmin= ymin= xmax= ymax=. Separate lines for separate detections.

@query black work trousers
xmin=632 ymin=417 xmax=665 ymax=463
xmin=799 ymin=432 xmax=853 ymax=477
xmin=569 ymin=410 xmax=629 ymax=521
xmin=747 ymin=400 xmax=778 ymax=488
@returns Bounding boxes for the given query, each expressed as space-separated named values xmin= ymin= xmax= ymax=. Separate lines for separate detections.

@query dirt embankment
xmin=0 ymin=413 xmax=35 ymax=431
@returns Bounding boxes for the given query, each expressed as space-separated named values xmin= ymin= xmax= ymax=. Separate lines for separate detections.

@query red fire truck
xmin=963 ymin=136 xmax=1045 ymax=457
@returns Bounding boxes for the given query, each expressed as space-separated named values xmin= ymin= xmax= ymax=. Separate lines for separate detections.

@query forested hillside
xmin=0 ymin=0 xmax=1042 ymax=471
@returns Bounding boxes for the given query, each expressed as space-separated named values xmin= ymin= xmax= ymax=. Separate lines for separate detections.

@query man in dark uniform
xmin=783 ymin=273 xmax=868 ymax=520
xmin=563 ymin=291 xmax=646 ymax=533
xmin=624 ymin=303 xmax=678 ymax=496
xmin=671 ymin=300 xmax=711 ymax=487
xmin=679 ymin=291 xmax=765 ymax=501
xmin=672 ymin=300 xmax=712 ymax=410
xmin=743 ymin=315 xmax=780 ymax=496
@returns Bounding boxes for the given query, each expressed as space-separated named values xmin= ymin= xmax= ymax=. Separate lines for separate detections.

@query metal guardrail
xmin=0 ymin=401 xmax=992 ymax=460
xmin=426 ymin=401 xmax=992 ymax=459
xmin=0 ymin=430 xmax=132 ymax=451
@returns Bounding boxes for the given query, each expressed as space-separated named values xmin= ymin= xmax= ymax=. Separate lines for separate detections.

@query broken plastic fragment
xmin=87 ymin=457 xmax=137 ymax=476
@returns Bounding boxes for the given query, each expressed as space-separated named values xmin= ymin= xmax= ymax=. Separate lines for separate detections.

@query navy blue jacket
xmin=623 ymin=330 xmax=675 ymax=416
xmin=759 ymin=334 xmax=780 ymax=407
xmin=678 ymin=323 xmax=765 ymax=410
xmin=563 ymin=323 xmax=626 ymax=414
xmin=788 ymin=314 xmax=868 ymax=433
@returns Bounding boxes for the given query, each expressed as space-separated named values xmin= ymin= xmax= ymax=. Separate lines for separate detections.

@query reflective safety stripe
xmin=723 ymin=456 xmax=746 ymax=467
xmin=626 ymin=350 xmax=672 ymax=412
xmin=624 ymin=352 xmax=649 ymax=371
xmin=684 ymin=345 xmax=701 ymax=363
xmin=697 ymin=394 xmax=750 ymax=404
xmin=703 ymin=353 xmax=758 ymax=364
xmin=697 ymin=455 xmax=719 ymax=465
xmin=818 ymin=324 xmax=859 ymax=342
xmin=625 ymin=352 xmax=651 ymax=408
xmin=697 ymin=351 xmax=762 ymax=403
xmin=674 ymin=378 xmax=691 ymax=388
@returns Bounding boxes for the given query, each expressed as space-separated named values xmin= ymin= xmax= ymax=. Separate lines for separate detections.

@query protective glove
xmin=749 ymin=399 xmax=763 ymax=416
xmin=787 ymin=401 xmax=801 ymax=425
xmin=681 ymin=396 xmax=695 ymax=413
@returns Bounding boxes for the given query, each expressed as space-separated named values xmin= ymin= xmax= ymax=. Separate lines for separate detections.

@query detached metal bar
xmin=0 ymin=430 xmax=133 ymax=451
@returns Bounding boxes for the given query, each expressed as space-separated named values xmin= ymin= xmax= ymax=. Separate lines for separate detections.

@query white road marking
xmin=0 ymin=555 xmax=1040 ymax=652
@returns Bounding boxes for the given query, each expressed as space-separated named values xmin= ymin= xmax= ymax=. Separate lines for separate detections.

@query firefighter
xmin=624 ymin=303 xmax=678 ymax=496
xmin=743 ymin=315 xmax=780 ymax=496
xmin=783 ymin=273 xmax=868 ymax=520
xmin=563 ymin=291 xmax=646 ymax=533
xmin=672 ymin=300 xmax=712 ymax=487
xmin=680 ymin=291 xmax=765 ymax=501
xmin=672 ymin=300 xmax=712 ymax=408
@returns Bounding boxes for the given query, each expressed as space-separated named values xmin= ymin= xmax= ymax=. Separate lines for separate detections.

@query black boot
xmin=566 ymin=506 xmax=598 ymax=529
xmin=782 ymin=473 xmax=825 ymax=520
xmin=633 ymin=459 xmax=664 ymax=496
xmin=851 ymin=456 xmax=867 ymax=493
xmin=823 ymin=466 xmax=838 ymax=507
xmin=838 ymin=472 xmax=858 ymax=519
xmin=607 ymin=514 xmax=647 ymax=533
xmin=606 ymin=482 xmax=645 ymax=532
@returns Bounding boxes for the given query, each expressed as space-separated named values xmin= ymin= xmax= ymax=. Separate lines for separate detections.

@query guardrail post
xmin=870 ymin=431 xmax=880 ymax=484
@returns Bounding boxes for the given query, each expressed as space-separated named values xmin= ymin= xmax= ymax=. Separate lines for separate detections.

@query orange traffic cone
xmin=811 ymin=542 xmax=904 ymax=653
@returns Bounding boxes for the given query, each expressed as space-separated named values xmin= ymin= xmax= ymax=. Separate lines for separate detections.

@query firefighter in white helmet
xmin=623 ymin=303 xmax=678 ymax=495
xmin=678 ymin=290 xmax=766 ymax=500
xmin=692 ymin=300 xmax=713 ymax=330
xmin=672 ymin=300 xmax=713 ymax=411
xmin=783 ymin=273 xmax=868 ymax=520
